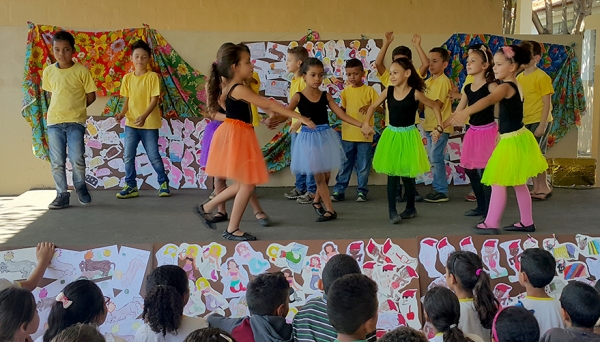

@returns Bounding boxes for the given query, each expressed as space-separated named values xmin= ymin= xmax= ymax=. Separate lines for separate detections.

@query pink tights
xmin=478 ymin=184 xmax=533 ymax=229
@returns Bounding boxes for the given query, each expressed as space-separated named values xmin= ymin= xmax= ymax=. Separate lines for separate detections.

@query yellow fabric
xmin=290 ymin=76 xmax=306 ymax=133
xmin=377 ymin=69 xmax=422 ymax=125
xmin=340 ymin=85 xmax=378 ymax=142
xmin=424 ymin=74 xmax=453 ymax=133
xmin=42 ymin=63 xmax=97 ymax=125
xmin=120 ymin=71 xmax=162 ymax=129
xmin=517 ymin=68 xmax=554 ymax=125
xmin=250 ymin=71 xmax=261 ymax=127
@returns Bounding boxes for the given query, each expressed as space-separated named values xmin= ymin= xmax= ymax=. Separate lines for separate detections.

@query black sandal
xmin=312 ymin=202 xmax=326 ymax=216
xmin=503 ymin=221 xmax=536 ymax=232
xmin=254 ymin=212 xmax=271 ymax=227
xmin=223 ymin=229 xmax=257 ymax=241
xmin=472 ymin=222 xmax=499 ymax=235
xmin=196 ymin=204 xmax=216 ymax=230
xmin=211 ymin=212 xmax=228 ymax=223
xmin=316 ymin=211 xmax=337 ymax=222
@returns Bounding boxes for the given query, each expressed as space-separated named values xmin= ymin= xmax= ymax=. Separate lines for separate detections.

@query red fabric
xmin=231 ymin=318 xmax=255 ymax=342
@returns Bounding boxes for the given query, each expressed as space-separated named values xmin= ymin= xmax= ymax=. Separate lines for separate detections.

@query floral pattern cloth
xmin=22 ymin=23 xmax=206 ymax=160
xmin=443 ymin=33 xmax=585 ymax=148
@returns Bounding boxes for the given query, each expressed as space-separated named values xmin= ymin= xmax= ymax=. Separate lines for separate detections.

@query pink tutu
xmin=460 ymin=122 xmax=498 ymax=169
xmin=200 ymin=120 xmax=222 ymax=168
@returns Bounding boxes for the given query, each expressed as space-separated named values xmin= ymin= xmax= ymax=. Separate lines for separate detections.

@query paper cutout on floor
xmin=346 ymin=241 xmax=365 ymax=268
xmin=377 ymin=299 xmax=407 ymax=331
xmin=390 ymin=266 xmax=419 ymax=300
xmin=283 ymin=267 xmax=305 ymax=306
xmin=301 ymin=254 xmax=322 ymax=294
xmin=266 ymin=242 xmax=308 ymax=274
xmin=155 ymin=244 xmax=179 ymax=267
xmin=399 ymin=289 xmax=421 ymax=329
xmin=459 ymin=236 xmax=478 ymax=254
xmin=419 ymin=238 xmax=442 ymax=278
xmin=367 ymin=238 xmax=418 ymax=269
xmin=575 ymin=234 xmax=600 ymax=258
xmin=523 ymin=235 xmax=539 ymax=249
xmin=220 ymin=257 xmax=249 ymax=299
xmin=195 ymin=277 xmax=228 ymax=313
xmin=104 ymin=292 xmax=143 ymax=324
xmin=586 ymin=257 xmax=600 ymax=280
xmin=543 ymin=237 xmax=579 ymax=261
xmin=45 ymin=248 xmax=78 ymax=280
xmin=481 ymin=239 xmax=508 ymax=279
xmin=320 ymin=241 xmax=340 ymax=264
xmin=233 ymin=242 xmax=270 ymax=276
xmin=78 ymin=246 xmax=119 ymax=280
xmin=558 ymin=260 xmax=589 ymax=280
xmin=493 ymin=283 xmax=513 ymax=307
xmin=198 ymin=243 xmax=227 ymax=282
xmin=499 ymin=240 xmax=522 ymax=283
xmin=436 ymin=237 xmax=456 ymax=267
xmin=229 ymin=296 xmax=250 ymax=318
xmin=0 ymin=247 xmax=37 ymax=281
xmin=184 ymin=279 xmax=206 ymax=317
xmin=546 ymin=277 xmax=568 ymax=300
xmin=178 ymin=243 xmax=201 ymax=281
xmin=113 ymin=247 xmax=150 ymax=294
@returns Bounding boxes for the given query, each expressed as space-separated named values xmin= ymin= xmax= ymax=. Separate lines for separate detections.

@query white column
xmin=516 ymin=0 xmax=536 ymax=34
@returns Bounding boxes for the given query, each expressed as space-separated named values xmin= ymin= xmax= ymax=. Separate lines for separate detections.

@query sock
xmin=387 ymin=176 xmax=399 ymax=213
xmin=514 ymin=184 xmax=534 ymax=226
xmin=401 ymin=177 xmax=416 ymax=211
xmin=479 ymin=185 xmax=507 ymax=228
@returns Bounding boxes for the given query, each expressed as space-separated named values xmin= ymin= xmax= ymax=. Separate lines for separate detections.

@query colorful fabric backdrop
xmin=22 ymin=23 xmax=206 ymax=160
xmin=443 ymin=33 xmax=586 ymax=147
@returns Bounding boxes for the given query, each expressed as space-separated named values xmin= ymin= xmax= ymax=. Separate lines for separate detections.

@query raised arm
xmin=412 ymin=34 xmax=430 ymax=77
xmin=375 ymin=31 xmax=394 ymax=75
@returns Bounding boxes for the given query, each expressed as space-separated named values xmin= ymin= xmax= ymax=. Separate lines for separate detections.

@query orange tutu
xmin=205 ymin=118 xmax=269 ymax=185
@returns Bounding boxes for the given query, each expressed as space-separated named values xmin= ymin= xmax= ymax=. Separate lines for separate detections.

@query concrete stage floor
xmin=0 ymin=186 xmax=598 ymax=247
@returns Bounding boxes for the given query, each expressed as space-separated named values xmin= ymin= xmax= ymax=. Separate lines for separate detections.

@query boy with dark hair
xmin=375 ymin=31 xmax=428 ymax=203
xmin=207 ymin=272 xmax=292 ymax=341
xmin=327 ymin=274 xmax=378 ymax=342
xmin=541 ymin=281 xmax=600 ymax=341
xmin=293 ymin=254 xmax=376 ymax=342
xmin=43 ymin=31 xmax=97 ymax=209
xmin=115 ymin=39 xmax=170 ymax=198
xmin=493 ymin=306 xmax=540 ymax=342
xmin=423 ymin=46 xmax=453 ymax=203
xmin=330 ymin=59 xmax=381 ymax=203
xmin=517 ymin=40 xmax=554 ymax=201
xmin=379 ymin=327 xmax=428 ymax=342
xmin=517 ymin=248 xmax=564 ymax=335
xmin=280 ymin=46 xmax=317 ymax=205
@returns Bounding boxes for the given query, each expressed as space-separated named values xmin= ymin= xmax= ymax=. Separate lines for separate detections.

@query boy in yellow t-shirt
xmin=331 ymin=59 xmax=380 ymax=202
xmin=115 ymin=40 xmax=169 ymax=198
xmin=423 ymin=47 xmax=453 ymax=203
xmin=42 ymin=31 xmax=97 ymax=209
xmin=518 ymin=40 xmax=554 ymax=200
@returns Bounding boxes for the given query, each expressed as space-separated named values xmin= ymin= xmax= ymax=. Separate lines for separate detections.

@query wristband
xmin=436 ymin=125 xmax=443 ymax=133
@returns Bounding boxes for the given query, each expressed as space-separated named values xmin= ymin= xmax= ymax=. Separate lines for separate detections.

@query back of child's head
xmin=391 ymin=57 xmax=426 ymax=92
xmin=520 ymin=248 xmax=555 ymax=288
xmin=131 ymin=39 xmax=151 ymax=56
xmin=300 ymin=57 xmax=324 ymax=76
xmin=0 ymin=287 xmax=37 ymax=342
xmin=424 ymin=286 xmax=474 ymax=342
xmin=52 ymin=31 xmax=75 ymax=49
xmin=559 ymin=281 xmax=600 ymax=328
xmin=327 ymin=274 xmax=378 ymax=336
xmin=321 ymin=254 xmax=361 ymax=294
xmin=183 ymin=327 xmax=236 ymax=342
xmin=287 ymin=46 xmax=309 ymax=63
xmin=447 ymin=251 xmax=499 ymax=329
xmin=208 ymin=44 xmax=248 ymax=112
xmin=217 ymin=42 xmax=236 ymax=59
xmin=467 ymin=44 xmax=495 ymax=83
xmin=50 ymin=323 xmax=105 ymax=342
xmin=378 ymin=326 xmax=428 ymax=342
xmin=493 ymin=306 xmax=539 ymax=342
xmin=246 ymin=272 xmax=289 ymax=316
xmin=345 ymin=58 xmax=364 ymax=71
xmin=43 ymin=279 xmax=105 ymax=342
xmin=142 ymin=265 xmax=189 ymax=336
xmin=392 ymin=46 xmax=413 ymax=60
xmin=495 ymin=45 xmax=531 ymax=68
xmin=429 ymin=47 xmax=450 ymax=63
xmin=519 ymin=40 xmax=542 ymax=59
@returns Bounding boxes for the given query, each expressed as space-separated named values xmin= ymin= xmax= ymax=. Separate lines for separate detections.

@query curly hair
xmin=183 ymin=328 xmax=236 ymax=342
xmin=379 ymin=327 xmax=428 ymax=342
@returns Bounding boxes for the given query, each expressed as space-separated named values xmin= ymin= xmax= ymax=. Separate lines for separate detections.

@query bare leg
xmin=315 ymin=173 xmax=334 ymax=214
xmin=249 ymin=192 xmax=267 ymax=219
xmin=215 ymin=177 xmax=228 ymax=214
xmin=203 ymin=183 xmax=240 ymax=213
xmin=532 ymin=172 xmax=552 ymax=198
xmin=227 ymin=183 xmax=255 ymax=236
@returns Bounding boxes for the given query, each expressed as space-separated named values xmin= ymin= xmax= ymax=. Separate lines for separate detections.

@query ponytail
xmin=447 ymin=251 xmax=499 ymax=330
xmin=424 ymin=287 xmax=474 ymax=342
xmin=142 ymin=285 xmax=183 ymax=336
xmin=443 ymin=324 xmax=474 ymax=342
xmin=43 ymin=280 xmax=105 ymax=342
xmin=207 ymin=63 xmax=222 ymax=114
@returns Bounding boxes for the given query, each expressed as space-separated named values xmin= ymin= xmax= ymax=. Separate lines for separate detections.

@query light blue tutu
xmin=291 ymin=124 xmax=345 ymax=175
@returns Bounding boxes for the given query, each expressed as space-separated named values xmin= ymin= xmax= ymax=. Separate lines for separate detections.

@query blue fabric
xmin=425 ymin=132 xmax=450 ymax=194
xmin=124 ymin=126 xmax=168 ymax=187
xmin=333 ymin=141 xmax=373 ymax=195
xmin=291 ymin=124 xmax=345 ymax=175
xmin=48 ymin=123 xmax=86 ymax=193
xmin=291 ymin=133 xmax=316 ymax=193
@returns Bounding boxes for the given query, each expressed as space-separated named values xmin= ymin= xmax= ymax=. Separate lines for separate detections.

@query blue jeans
xmin=124 ymin=126 xmax=168 ymax=188
xmin=333 ymin=141 xmax=372 ymax=195
xmin=291 ymin=133 xmax=316 ymax=194
xmin=425 ymin=131 xmax=449 ymax=194
xmin=48 ymin=123 xmax=87 ymax=193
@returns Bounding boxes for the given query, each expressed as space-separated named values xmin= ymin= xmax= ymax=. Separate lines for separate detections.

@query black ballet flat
xmin=312 ymin=202 xmax=326 ymax=216
xmin=316 ymin=211 xmax=337 ymax=222
xmin=472 ymin=222 xmax=499 ymax=235
xmin=389 ymin=212 xmax=401 ymax=224
xmin=503 ymin=222 xmax=536 ymax=232
xmin=196 ymin=204 xmax=216 ymax=230
xmin=464 ymin=208 xmax=485 ymax=217
xmin=223 ymin=229 xmax=257 ymax=241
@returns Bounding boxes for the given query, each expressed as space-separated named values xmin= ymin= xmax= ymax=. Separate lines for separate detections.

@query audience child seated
xmin=492 ymin=306 xmax=540 ymax=342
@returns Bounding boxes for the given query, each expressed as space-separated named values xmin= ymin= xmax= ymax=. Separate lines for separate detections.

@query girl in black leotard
xmin=451 ymin=45 xmax=548 ymax=235
xmin=198 ymin=45 xmax=315 ymax=241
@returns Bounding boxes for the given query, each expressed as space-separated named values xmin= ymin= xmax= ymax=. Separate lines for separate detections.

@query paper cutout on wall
xmin=155 ymin=244 xmax=179 ymax=267
xmin=320 ymin=241 xmax=340 ymax=264
xmin=233 ymin=242 xmax=270 ymax=276
xmin=493 ymin=283 xmax=513 ymax=307
xmin=198 ymin=243 xmax=227 ymax=282
xmin=346 ymin=240 xmax=365 ymax=268
xmin=419 ymin=238 xmax=442 ymax=278
xmin=266 ymin=243 xmax=308 ymax=274
xmin=436 ymin=237 xmax=456 ymax=267
xmin=459 ymin=236 xmax=478 ymax=254
xmin=220 ymin=257 xmax=249 ymax=299
xmin=0 ymin=247 xmax=37 ymax=281
xmin=575 ymin=234 xmax=600 ymax=258
xmin=499 ymin=240 xmax=523 ymax=283
xmin=301 ymin=254 xmax=323 ymax=294
xmin=481 ymin=239 xmax=508 ymax=279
